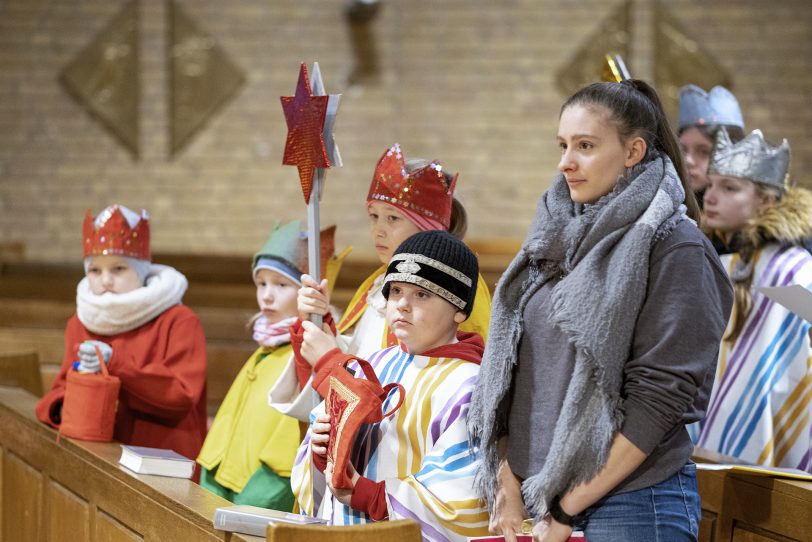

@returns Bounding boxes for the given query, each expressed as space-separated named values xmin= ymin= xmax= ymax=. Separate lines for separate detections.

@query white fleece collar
xmin=76 ymin=264 xmax=188 ymax=336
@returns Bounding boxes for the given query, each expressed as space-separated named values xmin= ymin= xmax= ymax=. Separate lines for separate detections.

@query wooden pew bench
xmin=0 ymin=385 xmax=262 ymax=542
xmin=694 ymin=448 xmax=812 ymax=541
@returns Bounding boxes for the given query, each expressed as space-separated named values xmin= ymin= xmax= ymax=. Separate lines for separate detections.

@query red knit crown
xmin=366 ymin=144 xmax=457 ymax=229
xmin=82 ymin=205 xmax=150 ymax=260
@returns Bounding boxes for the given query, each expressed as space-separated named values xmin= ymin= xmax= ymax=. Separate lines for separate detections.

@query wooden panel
xmin=0 ymin=446 xmax=4 ymax=537
xmin=0 ymin=327 xmax=64 ymax=363
xmin=0 ymin=351 xmax=43 ymax=396
xmin=3 ymin=452 xmax=42 ymax=542
xmin=0 ymin=386 xmax=257 ymax=542
xmin=95 ymin=510 xmax=143 ymax=542
xmin=731 ymin=525 xmax=787 ymax=542
xmin=47 ymin=479 xmax=90 ymax=542
xmin=699 ymin=510 xmax=716 ymax=542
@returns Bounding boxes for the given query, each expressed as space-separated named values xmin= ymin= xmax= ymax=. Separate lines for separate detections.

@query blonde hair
xmin=725 ymin=182 xmax=783 ymax=343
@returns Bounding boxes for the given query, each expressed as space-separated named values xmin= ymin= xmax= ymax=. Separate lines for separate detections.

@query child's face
xmin=255 ymin=268 xmax=299 ymax=324
xmin=679 ymin=127 xmax=715 ymax=192
xmin=86 ymin=255 xmax=142 ymax=295
xmin=703 ymin=174 xmax=765 ymax=233
xmin=367 ymin=201 xmax=421 ymax=264
xmin=385 ymin=282 xmax=466 ymax=354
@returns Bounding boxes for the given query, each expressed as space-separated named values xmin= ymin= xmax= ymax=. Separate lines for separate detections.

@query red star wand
xmin=281 ymin=62 xmax=342 ymax=325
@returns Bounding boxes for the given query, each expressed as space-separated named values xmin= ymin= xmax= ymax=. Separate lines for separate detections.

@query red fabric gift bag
xmin=60 ymin=346 xmax=120 ymax=441
xmin=325 ymin=356 xmax=405 ymax=489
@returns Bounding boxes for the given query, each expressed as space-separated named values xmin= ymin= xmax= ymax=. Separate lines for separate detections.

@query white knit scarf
xmin=76 ymin=264 xmax=188 ymax=336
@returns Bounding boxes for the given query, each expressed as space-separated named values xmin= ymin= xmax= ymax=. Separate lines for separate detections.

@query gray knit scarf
xmin=468 ymin=154 xmax=688 ymax=521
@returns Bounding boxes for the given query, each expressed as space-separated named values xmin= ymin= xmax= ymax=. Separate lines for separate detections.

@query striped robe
xmin=291 ymin=344 xmax=490 ymax=541
xmin=692 ymin=244 xmax=812 ymax=472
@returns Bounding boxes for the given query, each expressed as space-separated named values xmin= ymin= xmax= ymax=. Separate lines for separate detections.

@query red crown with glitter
xmin=366 ymin=144 xmax=458 ymax=229
xmin=82 ymin=205 xmax=150 ymax=260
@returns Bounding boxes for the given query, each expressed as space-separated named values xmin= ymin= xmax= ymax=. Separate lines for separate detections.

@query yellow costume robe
xmin=198 ymin=345 xmax=301 ymax=508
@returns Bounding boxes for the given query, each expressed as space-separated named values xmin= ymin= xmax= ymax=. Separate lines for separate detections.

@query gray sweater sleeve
xmin=620 ymin=231 xmax=733 ymax=455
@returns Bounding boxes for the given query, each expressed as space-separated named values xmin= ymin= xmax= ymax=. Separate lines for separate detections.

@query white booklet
xmin=757 ymin=285 xmax=812 ymax=323
xmin=118 ymin=445 xmax=195 ymax=479
xmin=696 ymin=462 xmax=812 ymax=481
xmin=213 ymin=505 xmax=328 ymax=537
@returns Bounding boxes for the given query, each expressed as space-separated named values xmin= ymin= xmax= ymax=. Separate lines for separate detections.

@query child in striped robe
xmin=695 ymin=128 xmax=812 ymax=472
xmin=290 ymin=230 xmax=490 ymax=541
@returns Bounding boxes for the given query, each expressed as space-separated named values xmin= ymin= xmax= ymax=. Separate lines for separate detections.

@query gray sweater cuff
xmin=620 ymin=396 xmax=672 ymax=455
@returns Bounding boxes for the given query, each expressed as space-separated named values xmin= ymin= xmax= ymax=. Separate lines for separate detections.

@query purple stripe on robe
xmin=699 ymin=247 xmax=804 ymax=441
xmin=390 ymin=494 xmax=450 ymax=542
xmin=430 ymin=374 xmax=477 ymax=443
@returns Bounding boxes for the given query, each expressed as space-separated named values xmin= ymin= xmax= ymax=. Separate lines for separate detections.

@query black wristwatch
xmin=548 ymin=495 xmax=582 ymax=527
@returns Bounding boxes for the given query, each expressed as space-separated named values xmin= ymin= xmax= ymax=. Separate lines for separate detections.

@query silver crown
xmin=708 ymin=128 xmax=790 ymax=189
xmin=678 ymin=85 xmax=744 ymax=130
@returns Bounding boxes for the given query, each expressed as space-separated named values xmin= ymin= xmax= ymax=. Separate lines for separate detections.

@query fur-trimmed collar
xmin=704 ymin=187 xmax=812 ymax=255
xmin=741 ymin=186 xmax=812 ymax=249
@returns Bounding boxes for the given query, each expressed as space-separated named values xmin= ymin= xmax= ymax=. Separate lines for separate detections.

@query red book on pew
xmin=469 ymin=533 xmax=585 ymax=542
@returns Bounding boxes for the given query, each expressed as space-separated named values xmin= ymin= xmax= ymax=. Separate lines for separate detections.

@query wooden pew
xmin=0 ymin=351 xmax=43 ymax=396
xmin=0 ymin=385 xmax=263 ymax=542
xmin=694 ymin=447 xmax=812 ymax=541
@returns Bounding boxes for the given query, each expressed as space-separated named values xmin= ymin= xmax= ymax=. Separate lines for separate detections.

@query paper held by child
xmin=757 ymin=284 xmax=812 ymax=323
xmin=213 ymin=505 xmax=328 ymax=537
xmin=118 ymin=445 xmax=195 ymax=479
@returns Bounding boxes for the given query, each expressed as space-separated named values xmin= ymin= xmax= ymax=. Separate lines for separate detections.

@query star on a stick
xmin=281 ymin=63 xmax=330 ymax=203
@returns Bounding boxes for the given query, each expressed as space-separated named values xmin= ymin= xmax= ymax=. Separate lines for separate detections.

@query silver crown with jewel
xmin=708 ymin=128 xmax=790 ymax=189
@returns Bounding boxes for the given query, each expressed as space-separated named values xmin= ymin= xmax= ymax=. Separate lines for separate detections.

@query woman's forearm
xmin=558 ymin=432 xmax=647 ymax=517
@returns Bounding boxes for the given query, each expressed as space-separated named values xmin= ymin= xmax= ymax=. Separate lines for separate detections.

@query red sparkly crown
xmin=366 ymin=144 xmax=457 ymax=229
xmin=82 ymin=205 xmax=150 ymax=260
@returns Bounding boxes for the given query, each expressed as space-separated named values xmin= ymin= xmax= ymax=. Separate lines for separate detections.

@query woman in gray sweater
xmin=468 ymin=80 xmax=733 ymax=542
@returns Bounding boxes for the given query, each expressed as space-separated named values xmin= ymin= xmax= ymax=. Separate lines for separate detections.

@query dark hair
xmin=678 ymin=123 xmax=746 ymax=143
xmin=561 ymin=79 xmax=700 ymax=221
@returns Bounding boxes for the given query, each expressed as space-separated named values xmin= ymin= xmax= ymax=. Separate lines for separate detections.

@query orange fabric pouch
xmin=60 ymin=346 xmax=120 ymax=441
xmin=325 ymin=357 xmax=405 ymax=489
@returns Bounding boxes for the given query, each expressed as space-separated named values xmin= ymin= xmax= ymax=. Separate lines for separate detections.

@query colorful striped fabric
xmin=692 ymin=244 xmax=812 ymax=472
xmin=290 ymin=346 xmax=490 ymax=542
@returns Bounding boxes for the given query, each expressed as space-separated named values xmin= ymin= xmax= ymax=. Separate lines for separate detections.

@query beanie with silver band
xmin=382 ymin=230 xmax=478 ymax=317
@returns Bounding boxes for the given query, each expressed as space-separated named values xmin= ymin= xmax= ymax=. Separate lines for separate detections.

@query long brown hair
xmin=562 ymin=79 xmax=700 ymax=222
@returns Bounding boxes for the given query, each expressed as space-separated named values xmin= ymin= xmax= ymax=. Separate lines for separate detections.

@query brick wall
xmin=1 ymin=0 xmax=811 ymax=263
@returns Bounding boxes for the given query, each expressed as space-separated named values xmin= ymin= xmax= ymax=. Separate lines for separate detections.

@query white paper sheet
xmin=757 ymin=284 xmax=812 ymax=323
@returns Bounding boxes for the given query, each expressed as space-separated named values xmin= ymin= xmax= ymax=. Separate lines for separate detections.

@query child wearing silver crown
xmin=197 ymin=221 xmax=343 ymax=510
xmin=692 ymin=129 xmax=812 ymax=473
xmin=36 ymin=204 xmax=207 ymax=463
xmin=290 ymin=230 xmax=489 ymax=541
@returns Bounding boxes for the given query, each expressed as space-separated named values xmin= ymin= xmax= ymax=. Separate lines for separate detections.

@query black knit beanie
xmin=382 ymin=230 xmax=478 ymax=317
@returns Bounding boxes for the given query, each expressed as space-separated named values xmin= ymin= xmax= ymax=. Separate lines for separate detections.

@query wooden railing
xmin=0 ymin=385 xmax=262 ymax=542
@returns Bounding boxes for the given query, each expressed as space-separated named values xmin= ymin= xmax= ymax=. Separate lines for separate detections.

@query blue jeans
xmin=577 ymin=462 xmax=700 ymax=542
